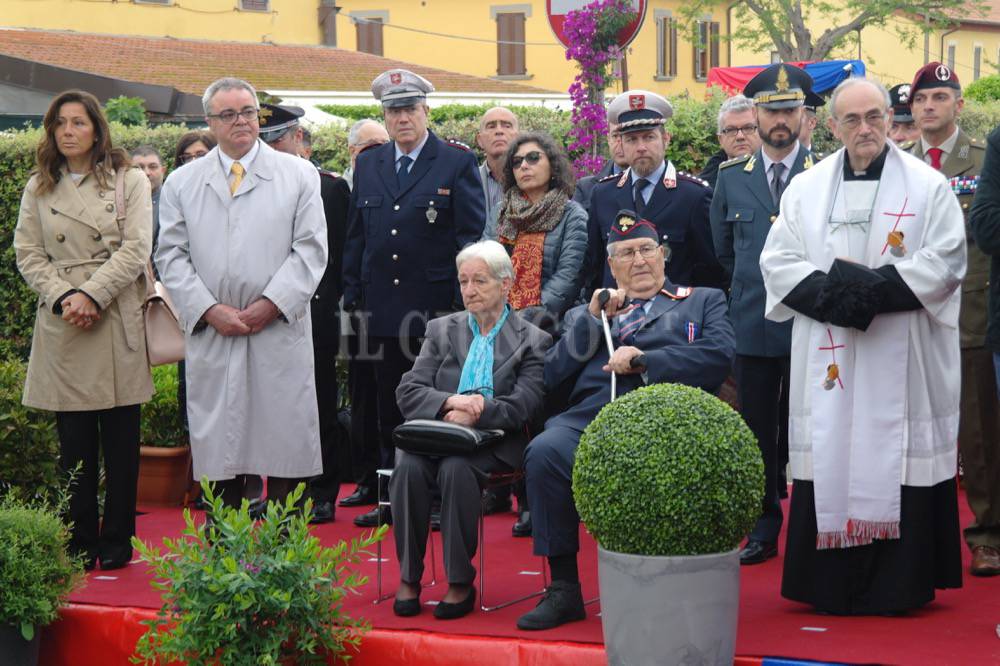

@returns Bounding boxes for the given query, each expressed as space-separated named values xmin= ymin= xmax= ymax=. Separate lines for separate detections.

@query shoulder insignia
xmin=598 ymin=172 xmax=619 ymax=183
xmin=678 ymin=171 xmax=711 ymax=188
xmin=663 ymin=161 xmax=677 ymax=189
xmin=743 ymin=154 xmax=757 ymax=173
xmin=445 ymin=138 xmax=472 ymax=152
xmin=616 ymin=170 xmax=630 ymax=188
xmin=661 ymin=286 xmax=693 ymax=300
xmin=803 ymin=153 xmax=814 ymax=170
xmin=719 ymin=154 xmax=751 ymax=170
xmin=897 ymin=139 xmax=916 ymax=151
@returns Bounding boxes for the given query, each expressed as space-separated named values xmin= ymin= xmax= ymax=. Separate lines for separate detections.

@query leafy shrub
xmin=104 ymin=96 xmax=148 ymax=127
xmin=966 ymin=75 xmax=1000 ymax=103
xmin=131 ymin=483 xmax=386 ymax=665
xmin=573 ymin=383 xmax=763 ymax=556
xmin=140 ymin=364 xmax=187 ymax=448
xmin=0 ymin=360 xmax=60 ymax=501
xmin=0 ymin=492 xmax=85 ymax=640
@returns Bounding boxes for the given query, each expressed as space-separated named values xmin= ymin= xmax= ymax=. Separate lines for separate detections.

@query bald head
xmin=477 ymin=107 xmax=519 ymax=162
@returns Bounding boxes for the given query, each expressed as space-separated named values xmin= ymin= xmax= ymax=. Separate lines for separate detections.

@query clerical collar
xmin=843 ymin=144 xmax=889 ymax=181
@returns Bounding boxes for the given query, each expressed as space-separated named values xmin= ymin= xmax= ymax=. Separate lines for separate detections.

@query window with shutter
xmin=974 ymin=45 xmax=982 ymax=81
xmin=694 ymin=20 xmax=719 ymax=80
xmin=656 ymin=16 xmax=677 ymax=78
xmin=497 ymin=12 xmax=526 ymax=76
xmin=357 ymin=17 xmax=384 ymax=56
xmin=239 ymin=0 xmax=269 ymax=11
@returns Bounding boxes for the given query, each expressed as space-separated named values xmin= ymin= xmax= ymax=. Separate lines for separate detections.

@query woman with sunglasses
xmin=484 ymin=132 xmax=588 ymax=337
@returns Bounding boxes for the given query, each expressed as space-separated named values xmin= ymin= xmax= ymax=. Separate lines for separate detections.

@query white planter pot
xmin=597 ymin=546 xmax=740 ymax=666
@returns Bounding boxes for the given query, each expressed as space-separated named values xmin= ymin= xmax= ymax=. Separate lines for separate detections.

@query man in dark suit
xmin=710 ymin=63 xmax=815 ymax=565
xmin=586 ymin=90 xmax=725 ymax=293
xmin=516 ymin=214 xmax=735 ymax=631
xmin=571 ymin=122 xmax=627 ymax=215
xmin=343 ymin=68 xmax=486 ymax=527
xmin=910 ymin=62 xmax=999 ymax=577
xmin=259 ymin=103 xmax=350 ymax=523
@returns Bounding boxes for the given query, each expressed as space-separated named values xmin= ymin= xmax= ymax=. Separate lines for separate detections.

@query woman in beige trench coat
xmin=13 ymin=90 xmax=153 ymax=571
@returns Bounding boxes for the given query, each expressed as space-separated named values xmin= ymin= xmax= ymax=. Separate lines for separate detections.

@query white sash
xmin=804 ymin=151 xmax=927 ymax=549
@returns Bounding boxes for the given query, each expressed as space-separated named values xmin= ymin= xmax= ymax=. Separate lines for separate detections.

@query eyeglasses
xmin=836 ymin=110 xmax=887 ymax=131
xmin=512 ymin=151 xmax=543 ymax=169
xmin=613 ymin=244 xmax=660 ymax=262
xmin=719 ymin=124 xmax=757 ymax=137
xmin=178 ymin=150 xmax=208 ymax=165
xmin=206 ymin=107 xmax=260 ymax=124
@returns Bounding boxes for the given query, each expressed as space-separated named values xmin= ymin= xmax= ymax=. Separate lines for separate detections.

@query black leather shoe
xmin=433 ymin=588 xmax=476 ymax=620
xmin=739 ymin=540 xmax=778 ymax=565
xmin=393 ymin=595 xmax=422 ymax=617
xmin=309 ymin=500 xmax=335 ymax=524
xmin=354 ymin=505 xmax=391 ymax=527
xmin=512 ymin=510 xmax=532 ymax=537
xmin=430 ymin=510 xmax=441 ymax=532
xmin=516 ymin=580 xmax=585 ymax=630
xmin=99 ymin=557 xmax=130 ymax=571
xmin=339 ymin=485 xmax=377 ymax=508
xmin=482 ymin=488 xmax=513 ymax=515
xmin=248 ymin=498 xmax=268 ymax=520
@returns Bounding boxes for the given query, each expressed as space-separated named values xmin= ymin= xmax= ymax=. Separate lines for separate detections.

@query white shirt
xmin=218 ymin=139 xmax=261 ymax=189
xmin=920 ymin=127 xmax=960 ymax=166
xmin=394 ymin=131 xmax=430 ymax=173
xmin=761 ymin=142 xmax=800 ymax=190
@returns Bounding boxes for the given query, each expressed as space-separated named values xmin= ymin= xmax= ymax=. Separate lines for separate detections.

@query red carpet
xmin=45 ymin=485 xmax=1000 ymax=665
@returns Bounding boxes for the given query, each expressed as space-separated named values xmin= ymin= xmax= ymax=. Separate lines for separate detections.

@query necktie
xmin=229 ymin=162 xmax=245 ymax=196
xmin=770 ymin=162 xmax=785 ymax=205
xmin=633 ymin=178 xmax=650 ymax=217
xmin=397 ymin=155 xmax=413 ymax=189
xmin=618 ymin=299 xmax=648 ymax=345
xmin=927 ymin=147 xmax=943 ymax=170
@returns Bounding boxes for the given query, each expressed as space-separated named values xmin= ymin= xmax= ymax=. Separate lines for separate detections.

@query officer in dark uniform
xmin=710 ymin=63 xmax=815 ymax=565
xmin=585 ymin=90 xmax=725 ymax=293
xmin=888 ymin=83 xmax=920 ymax=145
xmin=516 ymin=213 xmax=735 ymax=631
xmin=259 ymin=103 xmax=350 ymax=523
xmin=343 ymin=69 xmax=486 ymax=527
xmin=909 ymin=62 xmax=1000 ymax=576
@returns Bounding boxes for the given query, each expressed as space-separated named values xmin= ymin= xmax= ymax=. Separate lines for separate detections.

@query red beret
xmin=909 ymin=62 xmax=961 ymax=101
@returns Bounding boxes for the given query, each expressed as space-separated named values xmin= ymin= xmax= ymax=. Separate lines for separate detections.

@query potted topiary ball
xmin=573 ymin=383 xmax=763 ymax=666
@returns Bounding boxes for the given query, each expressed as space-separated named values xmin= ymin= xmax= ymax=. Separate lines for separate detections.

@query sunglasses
xmin=512 ymin=151 xmax=543 ymax=169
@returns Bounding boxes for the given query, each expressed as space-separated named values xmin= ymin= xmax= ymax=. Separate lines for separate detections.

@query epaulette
xmin=678 ymin=171 xmax=711 ymax=188
xmin=897 ymin=140 xmax=916 ymax=151
xmin=661 ymin=286 xmax=693 ymax=300
xmin=445 ymin=138 xmax=472 ymax=152
xmin=318 ymin=168 xmax=340 ymax=179
xmin=598 ymin=172 xmax=619 ymax=183
xmin=719 ymin=154 xmax=751 ymax=170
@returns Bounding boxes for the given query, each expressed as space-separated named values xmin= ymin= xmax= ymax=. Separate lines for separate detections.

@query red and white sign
xmin=546 ymin=0 xmax=647 ymax=50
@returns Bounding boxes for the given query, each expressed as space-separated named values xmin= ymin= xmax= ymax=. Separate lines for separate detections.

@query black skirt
xmin=781 ymin=478 xmax=963 ymax=615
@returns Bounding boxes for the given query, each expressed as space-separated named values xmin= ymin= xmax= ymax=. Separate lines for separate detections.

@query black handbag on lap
xmin=393 ymin=419 xmax=504 ymax=457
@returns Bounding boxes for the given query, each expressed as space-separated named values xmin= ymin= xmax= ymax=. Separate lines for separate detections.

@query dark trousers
xmin=524 ymin=425 xmax=583 ymax=557
xmin=56 ymin=405 xmax=141 ymax=564
xmin=390 ymin=449 xmax=509 ymax=585
xmin=959 ymin=346 xmax=1000 ymax=548
xmin=347 ymin=323 xmax=381 ymax=489
xmin=310 ymin=343 xmax=342 ymax=503
xmin=735 ymin=354 xmax=790 ymax=543
xmin=370 ymin=336 xmax=422 ymax=474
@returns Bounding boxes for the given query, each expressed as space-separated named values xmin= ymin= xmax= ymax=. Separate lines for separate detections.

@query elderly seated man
xmin=516 ymin=212 xmax=736 ymax=631
xmin=390 ymin=240 xmax=551 ymax=620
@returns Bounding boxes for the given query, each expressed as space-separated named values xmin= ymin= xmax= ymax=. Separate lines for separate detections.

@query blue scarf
xmin=457 ymin=305 xmax=511 ymax=399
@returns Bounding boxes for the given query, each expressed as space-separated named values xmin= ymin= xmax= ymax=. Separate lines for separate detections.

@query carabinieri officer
xmin=343 ymin=68 xmax=486 ymax=527
xmin=585 ymin=90 xmax=725 ymax=293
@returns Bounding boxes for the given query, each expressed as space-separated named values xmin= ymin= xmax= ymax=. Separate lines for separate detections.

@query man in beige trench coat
xmin=156 ymin=77 xmax=328 ymax=508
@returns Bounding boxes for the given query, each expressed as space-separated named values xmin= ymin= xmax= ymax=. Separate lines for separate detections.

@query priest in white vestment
xmin=760 ymin=77 xmax=966 ymax=614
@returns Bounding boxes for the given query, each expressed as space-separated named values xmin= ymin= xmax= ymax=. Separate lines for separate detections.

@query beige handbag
xmin=114 ymin=169 xmax=185 ymax=366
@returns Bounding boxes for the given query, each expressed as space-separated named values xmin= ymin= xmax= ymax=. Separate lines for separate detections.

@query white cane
xmin=598 ymin=289 xmax=617 ymax=402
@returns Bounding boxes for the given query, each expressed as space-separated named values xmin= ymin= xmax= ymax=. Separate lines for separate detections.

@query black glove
xmin=815 ymin=259 xmax=887 ymax=331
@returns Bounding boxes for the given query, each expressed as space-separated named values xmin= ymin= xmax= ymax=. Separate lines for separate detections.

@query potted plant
xmin=138 ymin=364 xmax=190 ymax=506
xmin=573 ymin=383 xmax=764 ymax=666
xmin=0 ymin=493 xmax=86 ymax=666
xmin=131 ymin=481 xmax=386 ymax=665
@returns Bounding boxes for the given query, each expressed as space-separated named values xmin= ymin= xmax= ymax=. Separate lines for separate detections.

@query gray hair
xmin=829 ymin=78 xmax=891 ymax=120
xmin=455 ymin=240 xmax=514 ymax=281
xmin=348 ymin=119 xmax=384 ymax=147
xmin=202 ymin=77 xmax=258 ymax=115
xmin=717 ymin=94 xmax=755 ymax=132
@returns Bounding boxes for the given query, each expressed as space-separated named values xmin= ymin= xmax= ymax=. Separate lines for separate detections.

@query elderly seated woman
xmin=390 ymin=240 xmax=551 ymax=620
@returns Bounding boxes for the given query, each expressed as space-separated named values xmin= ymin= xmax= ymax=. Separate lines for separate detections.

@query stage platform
xmin=40 ymin=486 xmax=1000 ymax=665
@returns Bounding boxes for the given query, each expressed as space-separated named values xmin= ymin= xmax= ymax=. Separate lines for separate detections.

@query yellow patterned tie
xmin=229 ymin=162 xmax=245 ymax=196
